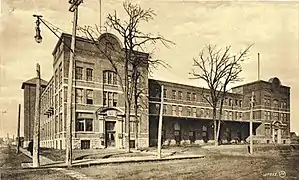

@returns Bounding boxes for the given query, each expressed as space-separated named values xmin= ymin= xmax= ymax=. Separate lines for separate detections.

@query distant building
xmin=22 ymin=33 xmax=291 ymax=149
xmin=149 ymin=77 xmax=290 ymax=146
xmin=21 ymin=77 xmax=48 ymax=147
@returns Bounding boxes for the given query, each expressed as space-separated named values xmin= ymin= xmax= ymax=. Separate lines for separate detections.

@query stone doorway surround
xmin=95 ymin=107 xmax=125 ymax=149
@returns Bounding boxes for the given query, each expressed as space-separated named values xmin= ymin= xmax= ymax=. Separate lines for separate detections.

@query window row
xmin=75 ymin=88 xmax=94 ymax=105
xmin=76 ymin=118 xmax=93 ymax=132
xmin=163 ymin=89 xmax=242 ymax=107
xmin=54 ymin=63 xmax=63 ymax=91
xmin=224 ymin=98 xmax=242 ymax=107
xmin=263 ymin=96 xmax=287 ymax=109
xmin=103 ymin=70 xmax=117 ymax=85
xmin=224 ymin=111 xmax=243 ymax=120
xmin=75 ymin=66 xmax=93 ymax=81
xmin=264 ymin=111 xmax=288 ymax=121
xmin=103 ymin=91 xmax=118 ymax=107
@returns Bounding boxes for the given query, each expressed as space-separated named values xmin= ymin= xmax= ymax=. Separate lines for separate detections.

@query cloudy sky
xmin=0 ymin=0 xmax=298 ymax=137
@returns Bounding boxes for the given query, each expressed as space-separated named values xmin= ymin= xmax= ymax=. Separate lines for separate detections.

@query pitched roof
xmin=21 ymin=77 xmax=48 ymax=89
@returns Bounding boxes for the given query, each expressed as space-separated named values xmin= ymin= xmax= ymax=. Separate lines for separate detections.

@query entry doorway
xmin=174 ymin=123 xmax=181 ymax=145
xmin=105 ymin=121 xmax=116 ymax=147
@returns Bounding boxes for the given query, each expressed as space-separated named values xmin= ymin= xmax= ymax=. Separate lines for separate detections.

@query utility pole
xmin=249 ymin=91 xmax=254 ymax=154
xmin=33 ymin=63 xmax=41 ymax=167
xmin=257 ymin=53 xmax=260 ymax=81
xmin=17 ymin=104 xmax=21 ymax=153
xmin=66 ymin=0 xmax=82 ymax=167
xmin=157 ymin=85 xmax=164 ymax=159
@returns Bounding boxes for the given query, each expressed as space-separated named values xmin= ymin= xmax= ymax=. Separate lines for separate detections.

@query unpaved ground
xmin=75 ymin=148 xmax=299 ymax=180
xmin=0 ymin=145 xmax=75 ymax=180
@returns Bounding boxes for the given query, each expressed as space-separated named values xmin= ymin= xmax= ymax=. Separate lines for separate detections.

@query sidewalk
xmin=19 ymin=147 xmax=205 ymax=169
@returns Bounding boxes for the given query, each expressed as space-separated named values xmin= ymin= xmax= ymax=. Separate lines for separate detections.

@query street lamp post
xmin=33 ymin=0 xmax=82 ymax=167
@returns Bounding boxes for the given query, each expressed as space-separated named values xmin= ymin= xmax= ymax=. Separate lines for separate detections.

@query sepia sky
xmin=0 ymin=0 xmax=298 ymax=137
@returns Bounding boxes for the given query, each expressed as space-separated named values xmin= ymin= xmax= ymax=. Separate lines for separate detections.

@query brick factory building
xmin=22 ymin=33 xmax=291 ymax=149
xmin=21 ymin=77 xmax=48 ymax=147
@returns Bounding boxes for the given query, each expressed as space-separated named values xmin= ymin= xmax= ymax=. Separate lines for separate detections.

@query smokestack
xmin=258 ymin=53 xmax=260 ymax=81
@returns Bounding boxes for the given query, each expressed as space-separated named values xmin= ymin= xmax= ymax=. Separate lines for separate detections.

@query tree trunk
xmin=125 ymin=99 xmax=131 ymax=152
xmin=213 ymin=107 xmax=218 ymax=146
xmin=216 ymin=95 xmax=225 ymax=146
xmin=133 ymin=71 xmax=139 ymax=150
xmin=134 ymin=100 xmax=138 ymax=150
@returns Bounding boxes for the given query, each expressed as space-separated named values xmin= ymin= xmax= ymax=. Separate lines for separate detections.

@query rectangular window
xmin=281 ymin=101 xmax=287 ymax=109
xmin=192 ymin=93 xmax=196 ymax=101
xmin=59 ymin=90 xmax=62 ymax=106
xmin=85 ymin=119 xmax=93 ymax=131
xmin=130 ymin=121 xmax=135 ymax=133
xmin=113 ymin=73 xmax=117 ymax=85
xmin=224 ymin=111 xmax=228 ymax=120
xmin=239 ymin=112 xmax=242 ymax=120
xmin=172 ymin=90 xmax=176 ymax=99
xmin=59 ymin=113 xmax=63 ymax=132
xmin=75 ymin=88 xmax=83 ymax=103
xmin=229 ymin=99 xmax=232 ymax=106
xmin=113 ymin=93 xmax=118 ymax=107
xmin=75 ymin=67 xmax=83 ymax=80
xmin=228 ymin=111 xmax=232 ymax=120
xmin=172 ymin=105 xmax=176 ymax=116
xmin=163 ymin=88 xmax=167 ymax=99
xmin=76 ymin=119 xmax=93 ymax=131
xmin=55 ymin=70 xmax=58 ymax=91
xmin=178 ymin=106 xmax=182 ymax=116
xmin=55 ymin=116 xmax=58 ymax=133
xmin=178 ymin=91 xmax=182 ymax=100
xmin=76 ymin=119 xmax=85 ymax=131
xmin=235 ymin=99 xmax=238 ymax=106
xmin=206 ymin=109 xmax=210 ymax=118
xmin=273 ymin=112 xmax=279 ymax=120
xmin=163 ymin=104 xmax=167 ymax=114
xmin=264 ymin=96 xmax=271 ymax=106
xmin=108 ymin=71 xmax=112 ymax=84
xmin=239 ymin=100 xmax=242 ymax=107
xmin=192 ymin=107 xmax=197 ymax=117
xmin=235 ymin=112 xmax=238 ymax=120
xmin=55 ymin=94 xmax=58 ymax=109
xmin=108 ymin=92 xmax=113 ymax=107
xmin=86 ymin=68 xmax=93 ymax=81
xmin=86 ymin=89 xmax=93 ymax=105
xmin=273 ymin=100 xmax=279 ymax=108
xmin=265 ymin=126 xmax=271 ymax=136
xmin=187 ymin=92 xmax=191 ymax=101
xmin=187 ymin=107 xmax=191 ymax=116
xmin=64 ymin=87 xmax=67 ymax=102
xmin=201 ymin=108 xmax=204 ymax=117
xmin=103 ymin=71 xmax=117 ymax=85
xmin=103 ymin=91 xmax=107 ymax=106
xmin=103 ymin=71 xmax=107 ymax=84
xmin=59 ymin=64 xmax=62 ymax=85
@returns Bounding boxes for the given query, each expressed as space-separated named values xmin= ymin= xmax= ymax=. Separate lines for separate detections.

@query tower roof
xmin=21 ymin=77 xmax=48 ymax=89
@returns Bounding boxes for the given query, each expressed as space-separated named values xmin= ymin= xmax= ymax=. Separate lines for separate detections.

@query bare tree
xmin=191 ymin=44 xmax=252 ymax=145
xmin=78 ymin=1 xmax=173 ymax=152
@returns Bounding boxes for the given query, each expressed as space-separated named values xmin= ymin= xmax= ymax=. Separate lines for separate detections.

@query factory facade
xmin=22 ymin=33 xmax=291 ymax=149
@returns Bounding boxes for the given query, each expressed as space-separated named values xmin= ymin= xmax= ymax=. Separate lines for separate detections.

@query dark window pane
xmin=86 ymin=119 xmax=93 ymax=131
